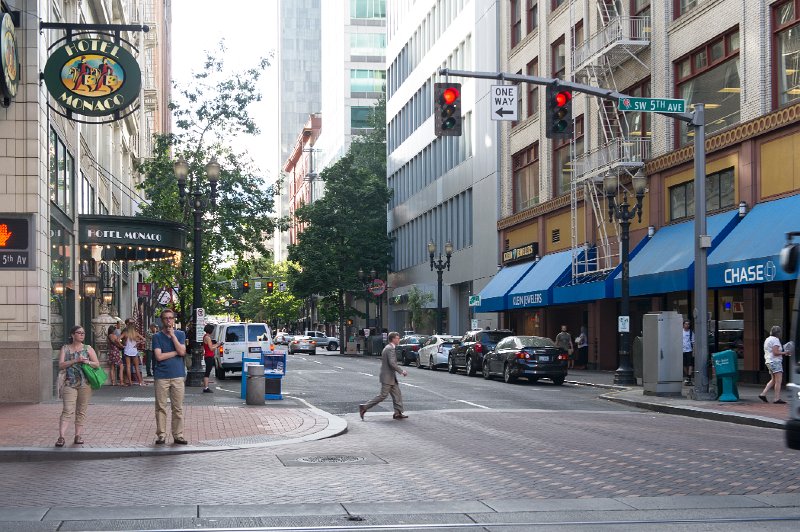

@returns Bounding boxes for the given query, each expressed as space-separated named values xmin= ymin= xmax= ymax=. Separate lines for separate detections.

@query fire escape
xmin=568 ymin=1 xmax=651 ymax=280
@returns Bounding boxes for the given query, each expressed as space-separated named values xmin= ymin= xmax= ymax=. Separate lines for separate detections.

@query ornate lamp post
xmin=428 ymin=240 xmax=453 ymax=334
xmin=357 ymin=268 xmax=377 ymax=331
xmin=174 ymin=155 xmax=220 ymax=387
xmin=604 ymin=169 xmax=646 ymax=385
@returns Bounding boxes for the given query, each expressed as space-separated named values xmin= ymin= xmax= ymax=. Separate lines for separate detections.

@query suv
xmin=215 ymin=322 xmax=274 ymax=379
xmin=449 ymin=329 xmax=514 ymax=376
xmin=304 ymin=330 xmax=339 ymax=351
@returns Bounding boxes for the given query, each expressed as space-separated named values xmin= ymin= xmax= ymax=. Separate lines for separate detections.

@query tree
xmin=136 ymin=44 xmax=281 ymax=324
xmin=406 ymin=286 xmax=434 ymax=333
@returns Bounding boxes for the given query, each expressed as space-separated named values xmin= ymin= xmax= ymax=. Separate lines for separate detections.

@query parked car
xmin=214 ymin=322 xmax=274 ymax=380
xmin=448 ymin=329 xmax=514 ymax=376
xmin=304 ymin=330 xmax=339 ymax=351
xmin=483 ymin=335 xmax=568 ymax=385
xmin=289 ymin=336 xmax=318 ymax=355
xmin=417 ymin=335 xmax=461 ymax=370
xmin=396 ymin=334 xmax=429 ymax=366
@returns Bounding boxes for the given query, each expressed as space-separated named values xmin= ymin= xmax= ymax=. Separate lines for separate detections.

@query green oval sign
xmin=43 ymin=38 xmax=141 ymax=117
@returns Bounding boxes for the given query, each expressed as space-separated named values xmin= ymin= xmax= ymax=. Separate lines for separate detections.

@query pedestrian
xmin=682 ymin=320 xmax=695 ymax=385
xmin=144 ymin=323 xmax=157 ymax=377
xmin=106 ymin=324 xmax=123 ymax=386
xmin=152 ymin=309 xmax=188 ymax=445
xmin=759 ymin=325 xmax=788 ymax=404
xmin=359 ymin=331 xmax=408 ymax=420
xmin=55 ymin=325 xmax=100 ymax=447
xmin=576 ymin=326 xmax=588 ymax=369
xmin=202 ymin=323 xmax=220 ymax=393
xmin=121 ymin=323 xmax=144 ymax=386
xmin=555 ymin=325 xmax=575 ymax=369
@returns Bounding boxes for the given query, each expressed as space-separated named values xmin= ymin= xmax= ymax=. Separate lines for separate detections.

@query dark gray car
xmin=448 ymin=329 xmax=514 ymax=376
xmin=483 ymin=335 xmax=568 ymax=385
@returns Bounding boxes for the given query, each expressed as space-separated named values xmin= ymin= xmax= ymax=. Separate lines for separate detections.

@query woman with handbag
xmin=55 ymin=325 xmax=100 ymax=447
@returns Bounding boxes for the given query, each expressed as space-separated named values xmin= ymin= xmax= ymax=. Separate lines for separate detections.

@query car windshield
xmin=248 ymin=325 xmax=268 ymax=342
xmin=480 ymin=332 xmax=510 ymax=343
xmin=519 ymin=336 xmax=556 ymax=348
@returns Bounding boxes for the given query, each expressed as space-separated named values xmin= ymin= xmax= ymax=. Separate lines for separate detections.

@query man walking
xmin=152 ymin=309 xmax=188 ymax=444
xmin=359 ymin=331 xmax=408 ymax=420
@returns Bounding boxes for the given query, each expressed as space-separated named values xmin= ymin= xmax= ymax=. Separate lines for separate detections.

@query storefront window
xmin=513 ymin=142 xmax=539 ymax=212
xmin=49 ymin=220 xmax=74 ymax=353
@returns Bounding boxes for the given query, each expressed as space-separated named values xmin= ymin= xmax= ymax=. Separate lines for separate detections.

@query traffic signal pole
xmin=439 ymin=68 xmax=713 ymax=399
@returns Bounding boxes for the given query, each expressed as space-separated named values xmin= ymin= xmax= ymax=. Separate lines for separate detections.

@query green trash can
xmin=712 ymin=349 xmax=739 ymax=402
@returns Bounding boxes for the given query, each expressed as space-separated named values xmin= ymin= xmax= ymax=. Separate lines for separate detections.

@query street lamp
xmin=174 ymin=154 xmax=220 ymax=387
xmin=429 ymin=240 xmax=453 ymax=334
xmin=357 ymin=268 xmax=377 ymax=332
xmin=605 ymin=169 xmax=646 ymax=385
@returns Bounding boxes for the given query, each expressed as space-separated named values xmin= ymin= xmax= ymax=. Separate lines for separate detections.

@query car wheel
xmin=465 ymin=356 xmax=475 ymax=377
xmin=551 ymin=376 xmax=565 ymax=386
xmin=215 ymin=367 xmax=226 ymax=380
xmin=503 ymin=363 xmax=517 ymax=384
xmin=482 ymin=361 xmax=492 ymax=380
xmin=429 ymin=355 xmax=436 ymax=371
xmin=447 ymin=356 xmax=456 ymax=373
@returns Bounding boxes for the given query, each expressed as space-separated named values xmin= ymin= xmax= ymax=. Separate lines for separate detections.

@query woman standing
xmin=576 ymin=326 xmax=589 ymax=370
xmin=56 ymin=325 xmax=100 ymax=447
xmin=202 ymin=323 xmax=221 ymax=393
xmin=106 ymin=324 xmax=123 ymax=386
xmin=122 ymin=323 xmax=144 ymax=386
xmin=759 ymin=325 xmax=788 ymax=404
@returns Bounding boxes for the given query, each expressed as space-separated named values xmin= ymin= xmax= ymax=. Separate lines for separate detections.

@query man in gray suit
xmin=359 ymin=331 xmax=408 ymax=420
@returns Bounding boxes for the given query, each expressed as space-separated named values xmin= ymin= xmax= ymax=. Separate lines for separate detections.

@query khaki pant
xmin=154 ymin=377 xmax=185 ymax=440
xmin=363 ymin=382 xmax=404 ymax=413
xmin=61 ymin=383 xmax=92 ymax=425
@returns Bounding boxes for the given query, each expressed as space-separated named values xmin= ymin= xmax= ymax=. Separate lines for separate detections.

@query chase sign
xmin=710 ymin=258 xmax=792 ymax=287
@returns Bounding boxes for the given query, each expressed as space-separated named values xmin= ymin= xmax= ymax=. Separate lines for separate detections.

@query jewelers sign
xmin=43 ymin=38 xmax=141 ymax=117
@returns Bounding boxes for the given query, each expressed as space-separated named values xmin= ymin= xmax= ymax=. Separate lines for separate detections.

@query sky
xmin=170 ymin=0 xmax=280 ymax=183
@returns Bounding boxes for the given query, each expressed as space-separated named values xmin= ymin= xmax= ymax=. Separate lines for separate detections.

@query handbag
xmin=81 ymin=363 xmax=108 ymax=390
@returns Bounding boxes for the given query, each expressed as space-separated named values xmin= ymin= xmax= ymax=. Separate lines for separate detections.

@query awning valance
xmin=78 ymin=215 xmax=187 ymax=262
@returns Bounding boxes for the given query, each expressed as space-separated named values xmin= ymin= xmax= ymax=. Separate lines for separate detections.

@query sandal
xmin=55 ymin=437 xmax=65 ymax=447
xmin=74 ymin=435 xmax=84 ymax=444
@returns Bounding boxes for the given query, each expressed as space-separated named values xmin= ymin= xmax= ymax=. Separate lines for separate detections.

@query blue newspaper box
xmin=240 ymin=351 xmax=286 ymax=400
xmin=712 ymin=349 xmax=739 ymax=402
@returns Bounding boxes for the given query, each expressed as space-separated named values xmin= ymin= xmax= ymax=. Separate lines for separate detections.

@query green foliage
xmin=406 ymin=286 xmax=434 ymax=332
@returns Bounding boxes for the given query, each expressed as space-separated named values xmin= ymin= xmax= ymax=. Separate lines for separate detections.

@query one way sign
xmin=491 ymin=85 xmax=518 ymax=121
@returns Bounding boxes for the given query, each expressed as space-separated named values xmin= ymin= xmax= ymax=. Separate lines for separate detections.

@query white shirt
xmin=764 ymin=335 xmax=782 ymax=364
xmin=682 ymin=329 xmax=694 ymax=353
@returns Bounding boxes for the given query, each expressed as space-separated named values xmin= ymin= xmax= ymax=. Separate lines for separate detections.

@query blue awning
xmin=708 ymin=194 xmax=800 ymax=287
xmin=508 ymin=249 xmax=573 ymax=309
xmin=475 ymin=260 xmax=537 ymax=312
xmin=615 ymin=210 xmax=740 ymax=296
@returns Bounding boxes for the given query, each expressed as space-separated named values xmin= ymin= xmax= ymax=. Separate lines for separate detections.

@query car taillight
xmin=292 ymin=340 xmax=298 ymax=344
xmin=412 ymin=345 xmax=419 ymax=351
xmin=218 ymin=346 xmax=223 ymax=355
xmin=311 ymin=341 xmax=316 ymax=345
xmin=558 ymin=354 xmax=568 ymax=360
xmin=475 ymin=342 xmax=483 ymax=353
xmin=516 ymin=352 xmax=530 ymax=359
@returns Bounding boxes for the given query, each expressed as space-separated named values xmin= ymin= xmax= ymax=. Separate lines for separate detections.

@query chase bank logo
xmin=724 ymin=260 xmax=777 ymax=284
xmin=764 ymin=260 xmax=776 ymax=281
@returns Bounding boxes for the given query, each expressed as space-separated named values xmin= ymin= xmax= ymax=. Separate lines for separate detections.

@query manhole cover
xmin=295 ymin=455 xmax=365 ymax=464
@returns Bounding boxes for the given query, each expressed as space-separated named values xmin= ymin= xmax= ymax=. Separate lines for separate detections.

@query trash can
xmin=712 ymin=349 xmax=739 ymax=402
xmin=245 ymin=364 xmax=265 ymax=405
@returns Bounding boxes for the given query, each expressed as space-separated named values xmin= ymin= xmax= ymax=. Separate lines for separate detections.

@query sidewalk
xmin=0 ymin=378 xmax=346 ymax=462
xmin=567 ymin=369 xmax=790 ymax=429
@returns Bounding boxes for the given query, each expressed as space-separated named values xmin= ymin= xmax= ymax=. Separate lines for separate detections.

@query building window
xmin=573 ymin=20 xmax=584 ymax=48
xmin=674 ymin=0 xmax=702 ymax=19
xmin=351 ymin=106 xmax=373 ymax=129
xmin=552 ymin=36 xmax=565 ymax=80
xmin=351 ymin=33 xmax=386 ymax=56
xmin=553 ymin=0 xmax=566 ymax=10
xmin=350 ymin=0 xmax=385 ymax=19
xmin=511 ymin=0 xmax=522 ymax=48
xmin=551 ymin=115 xmax=583 ymax=197
xmin=773 ymin=0 xmax=800 ymax=108
xmin=574 ymin=114 xmax=585 ymax=158
xmin=49 ymin=129 xmax=57 ymax=205
xmin=527 ymin=1 xmax=538 ymax=34
xmin=513 ymin=142 xmax=539 ymax=212
xmin=668 ymin=167 xmax=735 ymax=221
xmin=632 ymin=0 xmax=651 ymax=17
xmin=675 ymin=28 xmax=740 ymax=146
xmin=350 ymin=69 xmax=386 ymax=94
xmin=623 ymin=78 xmax=651 ymax=138
xmin=527 ymin=58 xmax=538 ymax=119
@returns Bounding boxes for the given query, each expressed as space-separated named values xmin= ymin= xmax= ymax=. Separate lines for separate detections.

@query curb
xmin=0 ymin=404 xmax=348 ymax=463
xmin=566 ymin=379 xmax=630 ymax=391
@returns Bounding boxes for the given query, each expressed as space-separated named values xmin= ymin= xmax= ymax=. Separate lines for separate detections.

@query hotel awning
xmin=78 ymin=215 xmax=187 ymax=262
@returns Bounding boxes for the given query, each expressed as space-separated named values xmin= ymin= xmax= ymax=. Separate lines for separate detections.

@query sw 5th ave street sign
xmin=618 ymin=97 xmax=686 ymax=113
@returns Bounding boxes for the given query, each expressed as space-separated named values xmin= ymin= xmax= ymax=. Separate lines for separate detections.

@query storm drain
xmin=295 ymin=455 xmax=365 ymax=464
xmin=277 ymin=452 xmax=387 ymax=467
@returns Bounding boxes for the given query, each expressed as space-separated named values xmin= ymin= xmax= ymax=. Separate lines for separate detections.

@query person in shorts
xmin=759 ymin=325 xmax=788 ymax=404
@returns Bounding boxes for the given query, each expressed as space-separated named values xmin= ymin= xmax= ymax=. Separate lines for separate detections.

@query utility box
xmin=642 ymin=311 xmax=683 ymax=396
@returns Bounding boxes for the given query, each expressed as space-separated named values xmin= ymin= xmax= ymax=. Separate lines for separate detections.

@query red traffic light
xmin=442 ymin=87 xmax=459 ymax=105
xmin=555 ymin=91 xmax=571 ymax=107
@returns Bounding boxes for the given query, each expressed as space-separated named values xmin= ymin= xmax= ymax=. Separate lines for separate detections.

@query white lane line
xmin=401 ymin=382 xmax=420 ymax=388
xmin=457 ymin=399 xmax=490 ymax=409
xmin=333 ymin=366 xmax=344 ymax=370
xmin=313 ymin=360 xmax=323 ymax=364
xmin=359 ymin=372 xmax=374 ymax=377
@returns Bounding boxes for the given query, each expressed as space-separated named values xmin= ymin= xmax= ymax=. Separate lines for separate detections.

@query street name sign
xmin=491 ymin=85 xmax=518 ymax=121
xmin=618 ymin=97 xmax=685 ymax=113
xmin=468 ymin=295 xmax=481 ymax=307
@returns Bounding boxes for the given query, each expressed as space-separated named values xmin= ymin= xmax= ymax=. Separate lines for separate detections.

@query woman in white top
xmin=121 ymin=324 xmax=144 ymax=386
xmin=759 ymin=325 xmax=787 ymax=404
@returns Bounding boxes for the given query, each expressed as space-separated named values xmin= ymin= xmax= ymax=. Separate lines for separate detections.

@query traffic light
xmin=266 ymin=281 xmax=274 ymax=294
xmin=545 ymin=85 xmax=573 ymax=139
xmin=434 ymin=82 xmax=462 ymax=136
xmin=242 ymin=281 xmax=250 ymax=293
xmin=346 ymin=318 xmax=353 ymax=326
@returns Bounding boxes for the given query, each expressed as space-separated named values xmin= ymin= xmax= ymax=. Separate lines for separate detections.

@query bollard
xmin=246 ymin=364 xmax=265 ymax=405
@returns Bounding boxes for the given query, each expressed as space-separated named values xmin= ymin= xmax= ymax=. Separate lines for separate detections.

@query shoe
xmin=358 ymin=405 xmax=366 ymax=420
xmin=73 ymin=435 xmax=84 ymax=445
xmin=203 ymin=387 xmax=213 ymax=393
xmin=758 ymin=395 xmax=768 ymax=403
xmin=173 ymin=437 xmax=188 ymax=445
xmin=774 ymin=399 xmax=787 ymax=404
xmin=155 ymin=437 xmax=166 ymax=445
xmin=55 ymin=437 xmax=65 ymax=447
xmin=393 ymin=413 xmax=408 ymax=419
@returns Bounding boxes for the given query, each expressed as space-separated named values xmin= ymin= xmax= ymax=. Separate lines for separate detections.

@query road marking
xmin=333 ymin=366 xmax=343 ymax=370
xmin=401 ymin=382 xmax=420 ymax=388
xmin=359 ymin=372 xmax=374 ymax=377
xmin=313 ymin=360 xmax=323 ymax=364
xmin=457 ymin=399 xmax=490 ymax=409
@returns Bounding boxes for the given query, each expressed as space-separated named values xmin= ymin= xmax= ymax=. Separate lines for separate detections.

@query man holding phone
xmin=152 ymin=309 xmax=188 ymax=444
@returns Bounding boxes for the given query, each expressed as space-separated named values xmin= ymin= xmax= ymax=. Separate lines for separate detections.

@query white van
xmin=214 ymin=322 xmax=274 ymax=379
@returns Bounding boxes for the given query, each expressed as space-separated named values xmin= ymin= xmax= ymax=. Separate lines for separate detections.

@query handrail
xmin=572 ymin=137 xmax=651 ymax=180
xmin=574 ymin=16 xmax=650 ymax=69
